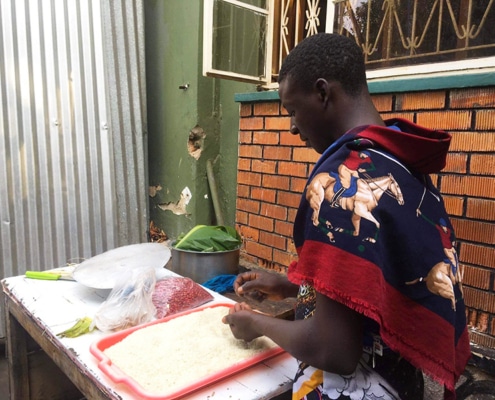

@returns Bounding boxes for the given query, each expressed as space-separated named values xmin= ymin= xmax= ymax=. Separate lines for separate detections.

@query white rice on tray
xmin=103 ymin=305 xmax=278 ymax=395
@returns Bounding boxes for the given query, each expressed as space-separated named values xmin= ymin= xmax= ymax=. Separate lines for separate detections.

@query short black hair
xmin=278 ymin=33 xmax=368 ymax=97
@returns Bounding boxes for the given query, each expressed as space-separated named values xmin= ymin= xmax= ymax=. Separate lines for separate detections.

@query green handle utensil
xmin=25 ymin=270 xmax=74 ymax=281
xmin=26 ymin=271 xmax=62 ymax=280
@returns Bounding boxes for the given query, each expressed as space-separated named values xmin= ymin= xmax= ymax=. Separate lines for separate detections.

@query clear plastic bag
xmin=94 ymin=266 xmax=157 ymax=332
xmin=152 ymin=276 xmax=214 ymax=319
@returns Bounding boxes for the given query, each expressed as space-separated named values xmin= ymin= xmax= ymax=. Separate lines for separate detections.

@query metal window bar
xmin=272 ymin=0 xmax=328 ymax=79
xmin=272 ymin=0 xmax=494 ymax=77
xmin=333 ymin=0 xmax=495 ymax=68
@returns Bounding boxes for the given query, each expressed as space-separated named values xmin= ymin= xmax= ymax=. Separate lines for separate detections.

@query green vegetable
xmin=57 ymin=317 xmax=95 ymax=338
xmin=174 ymin=225 xmax=241 ymax=252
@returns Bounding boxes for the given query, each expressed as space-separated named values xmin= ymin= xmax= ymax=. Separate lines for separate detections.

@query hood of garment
xmin=350 ymin=118 xmax=452 ymax=174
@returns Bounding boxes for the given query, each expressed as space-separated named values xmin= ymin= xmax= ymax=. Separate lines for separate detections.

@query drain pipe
xmin=206 ymin=159 xmax=225 ymax=226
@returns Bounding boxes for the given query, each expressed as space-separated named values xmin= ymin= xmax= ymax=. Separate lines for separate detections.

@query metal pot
xmin=170 ymin=244 xmax=240 ymax=284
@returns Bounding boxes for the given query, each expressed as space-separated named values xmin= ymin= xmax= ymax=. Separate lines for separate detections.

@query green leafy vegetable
xmin=57 ymin=317 xmax=95 ymax=338
xmin=174 ymin=225 xmax=241 ymax=252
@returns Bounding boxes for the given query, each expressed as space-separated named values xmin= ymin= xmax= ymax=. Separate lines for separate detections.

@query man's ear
xmin=314 ymin=78 xmax=330 ymax=106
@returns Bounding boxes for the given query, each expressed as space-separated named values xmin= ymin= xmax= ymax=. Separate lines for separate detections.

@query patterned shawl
xmin=288 ymin=120 xmax=471 ymax=399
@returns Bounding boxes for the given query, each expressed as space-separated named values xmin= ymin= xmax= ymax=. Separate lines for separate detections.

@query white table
xmin=2 ymin=270 xmax=296 ymax=399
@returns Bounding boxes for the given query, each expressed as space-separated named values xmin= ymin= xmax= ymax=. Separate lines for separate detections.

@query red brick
xmin=263 ymin=175 xmax=290 ymax=190
xmin=272 ymin=249 xmax=296 ymax=268
xmin=293 ymin=147 xmax=318 ymax=163
xmin=252 ymin=159 xmax=277 ymax=174
xmin=416 ymin=110 xmax=472 ymax=130
xmin=442 ymin=195 xmax=464 ymax=216
xmin=253 ymin=131 xmax=280 ymax=145
xmin=280 ymin=131 xmax=306 ymax=146
xmin=239 ymin=131 xmax=252 ymax=143
xmin=259 ymin=231 xmax=287 ymax=250
xmin=254 ymin=102 xmax=280 ymax=116
xmin=463 ymin=286 xmax=495 ymax=314
xmin=237 ymin=171 xmax=262 ymax=186
xmin=450 ymin=87 xmax=495 ymax=109
xmin=238 ymin=225 xmax=260 ymax=241
xmin=237 ymin=158 xmax=251 ymax=171
xmin=463 ymin=265 xmax=491 ymax=290
xmin=466 ymin=198 xmax=495 ymax=221
xmin=470 ymin=154 xmax=495 ymax=175
xmin=248 ymin=214 xmax=274 ymax=232
xmin=444 ymin=153 xmax=468 ymax=174
xmin=475 ymin=110 xmax=495 ymax=130
xmin=240 ymin=103 xmax=252 ymax=117
xmin=441 ymin=176 xmax=495 ymax=199
xmin=236 ymin=211 xmax=248 ymax=225
xmin=260 ymin=203 xmax=288 ymax=221
xmin=291 ymin=177 xmax=307 ymax=193
xmin=371 ymin=94 xmax=393 ymax=112
xmin=275 ymin=220 xmax=293 ymax=237
xmin=278 ymin=191 xmax=301 ymax=208
xmin=244 ymin=240 xmax=273 ymax=261
xmin=239 ymin=144 xmax=262 ymax=158
xmin=263 ymin=146 xmax=292 ymax=160
xmin=236 ymin=198 xmax=260 ymax=214
xmin=278 ymin=161 xmax=307 ymax=177
xmin=288 ymin=208 xmax=298 ymax=223
xmin=450 ymin=131 xmax=495 ymax=152
xmin=380 ymin=112 xmax=416 ymax=121
xmin=460 ymin=243 xmax=495 ymax=269
xmin=251 ymin=187 xmax=276 ymax=203
xmin=240 ymin=252 xmax=258 ymax=265
xmin=395 ymin=91 xmax=446 ymax=111
xmin=452 ymin=218 xmax=495 ymax=245
xmin=236 ymin=184 xmax=250 ymax=198
xmin=287 ymin=239 xmax=297 ymax=253
xmin=265 ymin=116 xmax=290 ymax=130
xmin=239 ymin=117 xmax=264 ymax=130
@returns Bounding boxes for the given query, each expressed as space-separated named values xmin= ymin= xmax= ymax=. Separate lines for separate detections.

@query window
xmin=203 ymin=0 xmax=274 ymax=84
xmin=203 ymin=0 xmax=495 ymax=87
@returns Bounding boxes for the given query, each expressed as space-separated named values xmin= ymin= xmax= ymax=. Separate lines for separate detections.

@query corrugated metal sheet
xmin=0 ymin=0 xmax=148 ymax=335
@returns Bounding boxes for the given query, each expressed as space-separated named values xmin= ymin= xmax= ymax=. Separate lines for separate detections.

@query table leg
xmin=5 ymin=296 xmax=30 ymax=400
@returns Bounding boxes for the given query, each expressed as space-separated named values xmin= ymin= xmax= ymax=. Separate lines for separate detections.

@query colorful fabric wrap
xmin=288 ymin=122 xmax=471 ymax=399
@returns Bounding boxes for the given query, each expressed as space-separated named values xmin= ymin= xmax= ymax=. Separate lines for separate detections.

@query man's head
xmin=278 ymin=33 xmax=379 ymax=154
xmin=278 ymin=33 xmax=368 ymax=96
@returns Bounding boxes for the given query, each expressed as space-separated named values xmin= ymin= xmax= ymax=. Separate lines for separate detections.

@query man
xmin=330 ymin=149 xmax=373 ymax=208
xmin=222 ymin=33 xmax=470 ymax=400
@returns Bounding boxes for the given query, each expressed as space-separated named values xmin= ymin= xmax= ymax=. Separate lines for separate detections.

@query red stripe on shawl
xmin=288 ymin=239 xmax=471 ymax=393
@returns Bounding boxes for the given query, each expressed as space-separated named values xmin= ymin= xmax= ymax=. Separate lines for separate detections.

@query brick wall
xmin=235 ymin=86 xmax=495 ymax=350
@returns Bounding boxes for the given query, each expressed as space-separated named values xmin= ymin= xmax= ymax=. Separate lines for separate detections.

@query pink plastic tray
xmin=90 ymin=303 xmax=285 ymax=399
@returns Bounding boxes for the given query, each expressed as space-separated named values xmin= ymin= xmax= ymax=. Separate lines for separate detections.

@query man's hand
xmin=234 ymin=270 xmax=297 ymax=301
xmin=222 ymin=302 xmax=261 ymax=342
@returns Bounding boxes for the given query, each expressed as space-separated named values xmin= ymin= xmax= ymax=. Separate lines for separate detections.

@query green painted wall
xmin=144 ymin=0 xmax=255 ymax=240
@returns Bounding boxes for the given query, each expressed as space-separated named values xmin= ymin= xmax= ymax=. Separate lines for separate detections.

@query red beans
xmin=152 ymin=277 xmax=214 ymax=318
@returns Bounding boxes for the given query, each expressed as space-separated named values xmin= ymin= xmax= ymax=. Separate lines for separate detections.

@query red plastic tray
xmin=90 ymin=303 xmax=285 ymax=399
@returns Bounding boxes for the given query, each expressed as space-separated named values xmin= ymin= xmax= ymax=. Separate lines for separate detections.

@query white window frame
xmin=203 ymin=0 xmax=274 ymax=85
xmin=204 ymin=1 xmax=495 ymax=87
